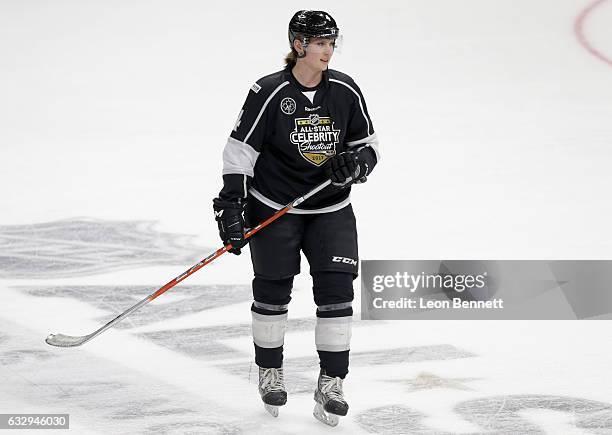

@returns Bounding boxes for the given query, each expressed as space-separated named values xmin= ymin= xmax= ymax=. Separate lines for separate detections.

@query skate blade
xmin=264 ymin=404 xmax=280 ymax=418
xmin=313 ymin=403 xmax=339 ymax=427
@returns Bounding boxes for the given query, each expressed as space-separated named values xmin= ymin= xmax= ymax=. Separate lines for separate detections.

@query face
xmin=295 ymin=37 xmax=335 ymax=71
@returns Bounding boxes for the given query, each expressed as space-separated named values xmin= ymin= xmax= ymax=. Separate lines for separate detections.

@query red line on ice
xmin=574 ymin=0 xmax=612 ymax=67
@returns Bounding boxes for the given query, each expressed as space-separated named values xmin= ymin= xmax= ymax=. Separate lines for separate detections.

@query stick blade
xmin=46 ymin=333 xmax=91 ymax=347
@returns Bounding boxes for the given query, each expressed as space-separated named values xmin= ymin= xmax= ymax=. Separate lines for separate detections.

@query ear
xmin=293 ymin=39 xmax=304 ymax=56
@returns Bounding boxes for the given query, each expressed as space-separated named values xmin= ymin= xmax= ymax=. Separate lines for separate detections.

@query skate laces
xmin=320 ymin=374 xmax=344 ymax=402
xmin=260 ymin=368 xmax=285 ymax=393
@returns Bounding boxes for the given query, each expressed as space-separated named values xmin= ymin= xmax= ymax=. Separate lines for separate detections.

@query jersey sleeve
xmin=343 ymin=81 xmax=380 ymax=174
xmin=218 ymin=82 xmax=274 ymax=201
xmin=229 ymin=82 xmax=275 ymax=153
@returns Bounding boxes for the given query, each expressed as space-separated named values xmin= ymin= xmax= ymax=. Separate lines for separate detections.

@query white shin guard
xmin=251 ymin=310 xmax=288 ymax=349
xmin=315 ymin=316 xmax=352 ymax=352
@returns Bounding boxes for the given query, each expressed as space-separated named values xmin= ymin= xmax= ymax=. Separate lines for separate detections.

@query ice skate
xmin=258 ymin=367 xmax=287 ymax=417
xmin=313 ymin=369 xmax=349 ymax=427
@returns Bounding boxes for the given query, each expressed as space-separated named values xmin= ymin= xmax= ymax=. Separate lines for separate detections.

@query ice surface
xmin=1 ymin=0 xmax=612 ymax=433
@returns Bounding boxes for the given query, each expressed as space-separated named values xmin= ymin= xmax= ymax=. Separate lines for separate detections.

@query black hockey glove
xmin=325 ymin=151 xmax=369 ymax=187
xmin=213 ymin=198 xmax=248 ymax=255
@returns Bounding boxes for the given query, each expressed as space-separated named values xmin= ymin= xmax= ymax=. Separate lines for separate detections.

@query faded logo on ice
xmin=290 ymin=115 xmax=340 ymax=166
xmin=0 ymin=219 xmax=204 ymax=279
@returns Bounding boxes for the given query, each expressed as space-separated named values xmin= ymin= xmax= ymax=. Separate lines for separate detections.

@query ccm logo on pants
xmin=332 ymin=256 xmax=357 ymax=266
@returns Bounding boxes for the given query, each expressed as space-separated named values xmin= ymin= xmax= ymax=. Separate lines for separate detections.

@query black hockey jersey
xmin=219 ymin=65 xmax=380 ymax=213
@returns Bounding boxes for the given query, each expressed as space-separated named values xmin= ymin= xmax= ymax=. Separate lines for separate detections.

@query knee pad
xmin=253 ymin=275 xmax=293 ymax=307
xmin=312 ymin=271 xmax=354 ymax=313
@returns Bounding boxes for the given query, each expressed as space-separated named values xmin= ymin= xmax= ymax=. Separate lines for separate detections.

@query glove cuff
xmin=213 ymin=197 xmax=244 ymax=206
xmin=213 ymin=197 xmax=245 ymax=210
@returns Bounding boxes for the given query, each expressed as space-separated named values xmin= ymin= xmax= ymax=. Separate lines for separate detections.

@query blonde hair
xmin=284 ymin=50 xmax=298 ymax=66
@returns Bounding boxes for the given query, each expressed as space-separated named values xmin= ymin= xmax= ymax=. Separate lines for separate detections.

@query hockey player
xmin=213 ymin=10 xmax=379 ymax=426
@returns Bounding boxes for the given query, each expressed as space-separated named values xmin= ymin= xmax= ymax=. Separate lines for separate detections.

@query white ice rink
xmin=1 ymin=0 xmax=612 ymax=433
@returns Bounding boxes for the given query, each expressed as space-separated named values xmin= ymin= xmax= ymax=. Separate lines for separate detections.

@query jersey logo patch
xmin=290 ymin=115 xmax=340 ymax=166
xmin=250 ymin=83 xmax=261 ymax=93
xmin=280 ymin=97 xmax=296 ymax=115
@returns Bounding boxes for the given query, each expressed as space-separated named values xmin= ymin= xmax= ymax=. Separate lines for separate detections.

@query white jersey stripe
xmin=329 ymin=78 xmax=372 ymax=136
xmin=249 ymin=188 xmax=351 ymax=214
xmin=244 ymin=81 xmax=290 ymax=144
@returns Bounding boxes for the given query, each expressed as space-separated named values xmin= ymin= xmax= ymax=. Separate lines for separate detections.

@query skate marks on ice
xmin=140 ymin=317 xmax=337 ymax=361
xmin=16 ymin=284 xmax=477 ymax=393
xmin=0 ymin=219 xmax=205 ymax=279
xmin=457 ymin=396 xmax=612 ymax=434
xmin=18 ymin=283 xmax=256 ymax=361
xmin=222 ymin=344 xmax=475 ymax=395
xmin=135 ymin=312 xmax=475 ymax=394
xmin=13 ymin=289 xmax=612 ymax=434
xmin=356 ymin=406 xmax=431 ymax=434
xmin=140 ymin=321 xmax=253 ymax=360
xmin=16 ymin=284 xmax=612 ymax=432
xmin=21 ymin=284 xmax=252 ymax=330
xmin=0 ymin=319 xmax=242 ymax=434
xmin=356 ymin=396 xmax=612 ymax=434
xmin=0 ymin=346 xmax=55 ymax=366
xmin=21 ymin=284 xmax=461 ymax=375
xmin=0 ymin=325 xmax=57 ymax=367
xmin=139 ymin=318 xmax=477 ymax=399
xmin=141 ymin=317 xmax=372 ymax=362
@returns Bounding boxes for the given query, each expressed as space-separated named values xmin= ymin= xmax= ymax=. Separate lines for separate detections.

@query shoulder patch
xmin=250 ymin=83 xmax=261 ymax=93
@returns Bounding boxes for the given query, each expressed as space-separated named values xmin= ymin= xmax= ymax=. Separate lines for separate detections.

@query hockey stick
xmin=45 ymin=179 xmax=332 ymax=347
